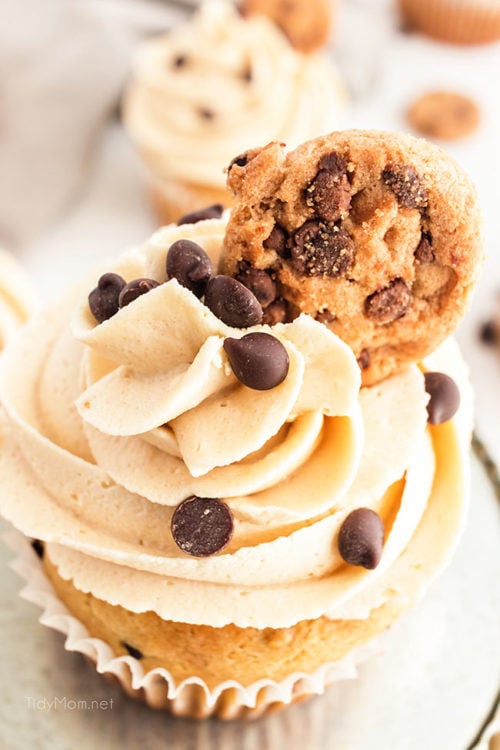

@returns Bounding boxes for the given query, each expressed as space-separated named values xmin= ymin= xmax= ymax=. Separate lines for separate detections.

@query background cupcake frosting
xmin=123 ymin=0 xmax=344 ymax=192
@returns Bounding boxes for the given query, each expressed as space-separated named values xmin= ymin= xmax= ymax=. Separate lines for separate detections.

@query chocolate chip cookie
xmin=239 ymin=0 xmax=334 ymax=54
xmin=222 ymin=130 xmax=483 ymax=384
xmin=407 ymin=91 xmax=480 ymax=141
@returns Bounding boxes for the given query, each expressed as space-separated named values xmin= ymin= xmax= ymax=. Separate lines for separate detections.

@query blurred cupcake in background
xmin=0 ymin=250 xmax=37 ymax=352
xmin=122 ymin=0 xmax=344 ymax=224
xmin=398 ymin=0 xmax=500 ymax=45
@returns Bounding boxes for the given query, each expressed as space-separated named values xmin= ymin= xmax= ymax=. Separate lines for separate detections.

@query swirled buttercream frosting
xmin=0 ymin=217 xmax=472 ymax=628
xmin=0 ymin=249 xmax=36 ymax=351
xmin=123 ymin=1 xmax=345 ymax=189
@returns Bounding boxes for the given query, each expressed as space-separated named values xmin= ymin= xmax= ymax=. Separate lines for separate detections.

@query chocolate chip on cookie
xmin=382 ymin=164 xmax=427 ymax=209
xmin=263 ymin=225 xmax=289 ymax=258
xmin=414 ymin=233 xmax=435 ymax=263
xmin=122 ymin=642 xmax=144 ymax=659
xmin=365 ymin=278 xmax=412 ymax=324
xmin=305 ymin=152 xmax=352 ymax=222
xmin=235 ymin=265 xmax=277 ymax=308
xmin=262 ymin=298 xmax=289 ymax=325
xmin=290 ymin=221 xmax=355 ymax=277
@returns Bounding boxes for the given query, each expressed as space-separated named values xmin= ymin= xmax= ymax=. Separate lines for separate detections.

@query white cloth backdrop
xmin=0 ymin=0 xmax=188 ymax=247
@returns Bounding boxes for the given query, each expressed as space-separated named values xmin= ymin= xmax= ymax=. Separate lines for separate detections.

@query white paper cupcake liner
xmin=4 ymin=528 xmax=384 ymax=720
xmin=470 ymin=705 xmax=500 ymax=749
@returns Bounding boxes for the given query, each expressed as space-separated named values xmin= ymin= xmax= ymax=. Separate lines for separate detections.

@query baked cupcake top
xmin=122 ymin=0 xmax=344 ymax=189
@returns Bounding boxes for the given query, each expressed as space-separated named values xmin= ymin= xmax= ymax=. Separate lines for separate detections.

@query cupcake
xmin=0 ymin=130 xmax=482 ymax=720
xmin=122 ymin=0 xmax=344 ymax=225
xmin=0 ymin=249 xmax=37 ymax=351
xmin=398 ymin=0 xmax=500 ymax=45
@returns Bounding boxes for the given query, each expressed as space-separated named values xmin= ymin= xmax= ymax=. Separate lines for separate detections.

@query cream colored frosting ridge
xmin=0 ymin=249 xmax=36 ymax=351
xmin=123 ymin=0 xmax=345 ymax=189
xmin=0 ymin=219 xmax=472 ymax=628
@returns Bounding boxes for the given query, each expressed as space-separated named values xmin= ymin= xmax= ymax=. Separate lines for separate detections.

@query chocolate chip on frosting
xmin=338 ymin=508 xmax=385 ymax=569
xmin=167 ymin=239 xmax=213 ymax=297
xmin=31 ymin=539 xmax=44 ymax=559
xmin=424 ymin=371 xmax=460 ymax=424
xmin=118 ymin=278 xmax=160 ymax=308
xmin=305 ymin=151 xmax=351 ymax=222
xmin=172 ymin=54 xmax=187 ymax=69
xmin=88 ymin=273 xmax=126 ymax=323
xmin=198 ymin=107 xmax=216 ymax=121
xmin=171 ymin=496 xmax=234 ymax=557
xmin=177 ymin=204 xmax=224 ymax=226
xmin=223 ymin=332 xmax=289 ymax=390
xmin=365 ymin=278 xmax=412 ymax=324
xmin=382 ymin=164 xmax=427 ymax=209
xmin=235 ymin=266 xmax=277 ymax=308
xmin=290 ymin=221 xmax=355 ymax=277
xmin=204 ymin=275 xmax=263 ymax=327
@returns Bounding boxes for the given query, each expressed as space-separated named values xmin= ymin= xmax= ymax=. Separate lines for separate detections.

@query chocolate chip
xmin=118 ymin=278 xmax=160 ymax=308
xmin=199 ymin=107 xmax=215 ymax=121
xmin=223 ymin=332 xmax=289 ymax=390
xmin=262 ymin=298 xmax=289 ymax=325
xmin=424 ymin=371 xmax=460 ymax=424
xmin=365 ymin=278 xmax=412 ymax=324
xmin=167 ymin=239 xmax=213 ymax=298
xmin=357 ymin=348 xmax=371 ymax=369
xmin=122 ymin=642 xmax=143 ymax=659
xmin=315 ymin=308 xmax=336 ymax=325
xmin=414 ymin=233 xmax=435 ymax=263
xmin=480 ymin=320 xmax=498 ymax=345
xmin=382 ymin=164 xmax=427 ymax=209
xmin=241 ymin=66 xmax=253 ymax=83
xmin=236 ymin=266 xmax=277 ymax=308
xmin=204 ymin=275 xmax=263 ymax=327
xmin=171 ymin=496 xmax=233 ymax=557
xmin=263 ymin=225 xmax=289 ymax=258
xmin=228 ymin=153 xmax=249 ymax=171
xmin=338 ymin=508 xmax=384 ymax=569
xmin=88 ymin=273 xmax=126 ymax=323
xmin=177 ymin=204 xmax=224 ymax=226
xmin=172 ymin=54 xmax=187 ymax=68
xmin=31 ymin=539 xmax=44 ymax=559
xmin=305 ymin=151 xmax=351 ymax=222
xmin=290 ymin=221 xmax=355 ymax=277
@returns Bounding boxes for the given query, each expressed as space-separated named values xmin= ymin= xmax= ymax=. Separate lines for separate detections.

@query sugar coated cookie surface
xmin=222 ymin=130 xmax=482 ymax=383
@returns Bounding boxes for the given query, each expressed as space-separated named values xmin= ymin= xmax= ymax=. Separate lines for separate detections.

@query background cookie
xmin=222 ymin=130 xmax=483 ymax=384
xmin=407 ymin=90 xmax=480 ymax=141
xmin=238 ymin=0 xmax=334 ymax=53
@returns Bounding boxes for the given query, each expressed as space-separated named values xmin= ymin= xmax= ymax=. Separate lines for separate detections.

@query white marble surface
xmin=1 ymin=0 xmax=500 ymax=747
